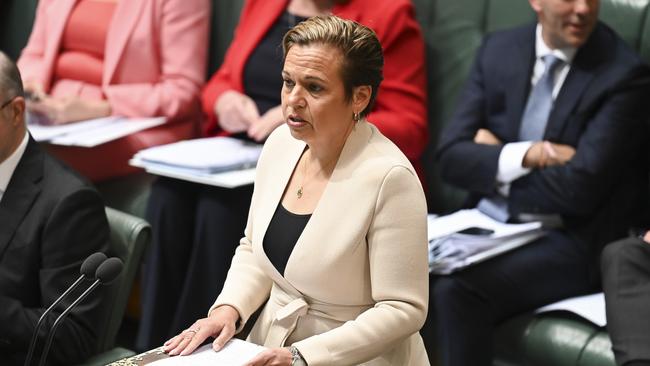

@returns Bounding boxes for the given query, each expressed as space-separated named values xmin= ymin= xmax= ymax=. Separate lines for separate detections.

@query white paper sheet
xmin=49 ymin=117 xmax=166 ymax=147
xmin=28 ymin=116 xmax=118 ymax=142
xmin=536 ymin=293 xmax=606 ymax=326
xmin=28 ymin=115 xmax=166 ymax=147
xmin=150 ymin=340 xmax=266 ymax=366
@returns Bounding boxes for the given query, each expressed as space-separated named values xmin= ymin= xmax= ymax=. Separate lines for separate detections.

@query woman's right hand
xmin=215 ymin=90 xmax=259 ymax=133
xmin=163 ymin=305 xmax=240 ymax=356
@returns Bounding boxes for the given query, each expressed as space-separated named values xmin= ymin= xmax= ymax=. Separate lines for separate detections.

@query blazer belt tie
xmin=265 ymin=285 xmax=371 ymax=347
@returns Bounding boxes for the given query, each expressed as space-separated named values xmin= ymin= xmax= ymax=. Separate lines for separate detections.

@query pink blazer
xmin=18 ymin=0 xmax=210 ymax=181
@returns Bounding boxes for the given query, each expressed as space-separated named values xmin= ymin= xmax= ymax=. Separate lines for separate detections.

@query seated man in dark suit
xmin=601 ymin=233 xmax=650 ymax=366
xmin=426 ymin=0 xmax=650 ymax=365
xmin=0 ymin=51 xmax=111 ymax=365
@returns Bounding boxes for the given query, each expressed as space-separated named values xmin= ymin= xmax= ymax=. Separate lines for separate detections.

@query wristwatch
xmin=289 ymin=346 xmax=308 ymax=366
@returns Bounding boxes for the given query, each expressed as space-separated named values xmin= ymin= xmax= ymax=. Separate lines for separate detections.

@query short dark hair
xmin=282 ymin=15 xmax=384 ymax=117
xmin=0 ymin=51 xmax=25 ymax=101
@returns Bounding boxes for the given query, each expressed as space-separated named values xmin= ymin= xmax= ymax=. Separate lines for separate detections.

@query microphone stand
xmin=37 ymin=280 xmax=102 ymax=366
xmin=23 ymin=275 xmax=87 ymax=366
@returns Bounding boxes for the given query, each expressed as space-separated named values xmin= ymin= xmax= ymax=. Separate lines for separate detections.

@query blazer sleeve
xmin=294 ymin=166 xmax=429 ymax=365
xmin=436 ymin=38 xmax=504 ymax=195
xmin=0 ymin=188 xmax=110 ymax=364
xmin=201 ymin=0 xmax=256 ymax=136
xmin=509 ymin=66 xmax=650 ymax=216
xmin=366 ymin=2 xmax=428 ymax=162
xmin=104 ymin=0 xmax=209 ymax=120
xmin=16 ymin=0 xmax=52 ymax=87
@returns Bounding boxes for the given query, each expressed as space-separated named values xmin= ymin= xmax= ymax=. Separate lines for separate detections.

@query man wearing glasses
xmin=0 ymin=51 xmax=110 ymax=365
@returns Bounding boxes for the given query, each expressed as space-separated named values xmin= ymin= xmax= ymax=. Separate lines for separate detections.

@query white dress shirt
xmin=496 ymin=24 xmax=577 ymax=192
xmin=0 ymin=132 xmax=29 ymax=203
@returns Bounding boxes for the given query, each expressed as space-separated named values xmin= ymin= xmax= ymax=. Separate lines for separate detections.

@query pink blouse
xmin=51 ymin=0 xmax=116 ymax=98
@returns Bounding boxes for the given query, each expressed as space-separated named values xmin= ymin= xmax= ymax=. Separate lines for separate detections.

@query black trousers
xmin=601 ymin=237 xmax=650 ymax=366
xmin=136 ymin=177 xmax=253 ymax=351
xmin=422 ymin=230 xmax=600 ymax=366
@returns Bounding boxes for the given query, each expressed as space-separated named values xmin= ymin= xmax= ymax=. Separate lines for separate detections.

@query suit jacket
xmin=437 ymin=22 xmax=650 ymax=257
xmin=211 ymin=122 xmax=429 ymax=365
xmin=201 ymin=0 xmax=428 ymax=163
xmin=0 ymin=138 xmax=110 ymax=365
xmin=17 ymin=0 xmax=210 ymax=181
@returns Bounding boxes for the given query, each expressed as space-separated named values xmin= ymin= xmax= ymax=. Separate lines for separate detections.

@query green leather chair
xmin=77 ymin=207 xmax=151 ymax=366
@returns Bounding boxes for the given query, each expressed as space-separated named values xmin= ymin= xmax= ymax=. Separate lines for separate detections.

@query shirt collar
xmin=0 ymin=131 xmax=29 ymax=194
xmin=535 ymin=24 xmax=577 ymax=64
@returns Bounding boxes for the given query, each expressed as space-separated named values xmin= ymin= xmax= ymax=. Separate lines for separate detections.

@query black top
xmin=263 ymin=203 xmax=311 ymax=276
xmin=243 ymin=11 xmax=308 ymax=116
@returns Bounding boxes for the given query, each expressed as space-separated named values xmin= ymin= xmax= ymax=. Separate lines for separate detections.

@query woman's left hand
xmin=27 ymin=96 xmax=111 ymax=125
xmin=247 ymin=105 xmax=284 ymax=142
xmin=244 ymin=347 xmax=292 ymax=366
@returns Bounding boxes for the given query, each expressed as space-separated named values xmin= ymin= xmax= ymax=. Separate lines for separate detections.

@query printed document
xmin=428 ymin=209 xmax=544 ymax=274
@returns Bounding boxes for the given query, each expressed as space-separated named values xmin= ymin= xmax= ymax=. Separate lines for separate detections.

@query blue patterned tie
xmin=519 ymin=54 xmax=564 ymax=141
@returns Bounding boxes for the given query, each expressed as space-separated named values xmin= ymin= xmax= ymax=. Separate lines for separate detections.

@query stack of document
xmin=28 ymin=114 xmax=166 ymax=147
xmin=130 ymin=137 xmax=263 ymax=188
xmin=428 ymin=209 xmax=544 ymax=274
xmin=148 ymin=339 xmax=266 ymax=366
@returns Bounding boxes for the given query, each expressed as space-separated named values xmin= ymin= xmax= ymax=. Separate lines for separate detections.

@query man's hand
xmin=474 ymin=128 xmax=502 ymax=145
xmin=642 ymin=231 xmax=650 ymax=244
xmin=523 ymin=141 xmax=576 ymax=168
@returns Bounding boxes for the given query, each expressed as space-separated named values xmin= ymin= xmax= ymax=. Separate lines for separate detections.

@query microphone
xmin=38 ymin=257 xmax=123 ymax=366
xmin=24 ymin=252 xmax=107 ymax=366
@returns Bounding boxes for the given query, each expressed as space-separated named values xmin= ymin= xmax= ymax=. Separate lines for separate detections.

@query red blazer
xmin=202 ymin=0 xmax=428 ymax=163
xmin=18 ymin=0 xmax=210 ymax=182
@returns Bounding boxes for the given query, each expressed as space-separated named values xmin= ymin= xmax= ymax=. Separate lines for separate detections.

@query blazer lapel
xmin=0 ymin=139 xmax=42 ymax=260
xmin=103 ymin=0 xmax=147 ymax=85
xmin=544 ymin=25 xmax=606 ymax=140
xmin=506 ymin=26 xmax=536 ymax=141
xmin=252 ymin=134 xmax=306 ymax=288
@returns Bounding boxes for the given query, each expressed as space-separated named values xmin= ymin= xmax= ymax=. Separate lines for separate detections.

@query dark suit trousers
xmin=423 ymin=230 xmax=599 ymax=366
xmin=601 ymin=237 xmax=650 ymax=366
xmin=136 ymin=177 xmax=253 ymax=351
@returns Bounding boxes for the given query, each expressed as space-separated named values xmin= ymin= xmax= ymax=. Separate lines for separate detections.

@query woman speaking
xmin=163 ymin=16 xmax=429 ymax=366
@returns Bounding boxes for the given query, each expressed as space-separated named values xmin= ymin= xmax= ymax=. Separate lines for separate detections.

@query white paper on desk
xmin=28 ymin=116 xmax=118 ymax=142
xmin=428 ymin=209 xmax=541 ymax=241
xmin=536 ymin=293 xmax=606 ymax=326
xmin=150 ymin=339 xmax=266 ymax=366
xmin=50 ymin=117 xmax=166 ymax=147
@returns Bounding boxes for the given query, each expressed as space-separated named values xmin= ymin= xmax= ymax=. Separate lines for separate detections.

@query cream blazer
xmin=211 ymin=121 xmax=430 ymax=366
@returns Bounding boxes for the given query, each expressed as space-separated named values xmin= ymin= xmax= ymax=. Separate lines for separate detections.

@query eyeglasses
xmin=0 ymin=97 xmax=16 ymax=110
